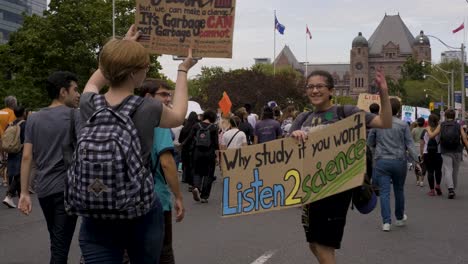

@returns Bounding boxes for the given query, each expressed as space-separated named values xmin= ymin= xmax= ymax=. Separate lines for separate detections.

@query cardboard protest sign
xmin=357 ymin=93 xmax=401 ymax=112
xmin=416 ymin=107 xmax=431 ymax=121
xmin=135 ymin=0 xmax=236 ymax=58
xmin=220 ymin=113 xmax=366 ymax=217
xmin=402 ymin=105 xmax=416 ymax=123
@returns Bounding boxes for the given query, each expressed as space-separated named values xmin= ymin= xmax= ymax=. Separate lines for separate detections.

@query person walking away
xmin=368 ymin=98 xmax=422 ymax=232
xmin=188 ymin=110 xmax=219 ymax=203
xmin=220 ymin=116 xmax=247 ymax=150
xmin=138 ymin=78 xmax=185 ymax=264
xmin=179 ymin=112 xmax=199 ymax=191
xmin=412 ymin=117 xmax=426 ymax=186
xmin=254 ymin=106 xmax=282 ymax=144
xmin=0 ymin=96 xmax=17 ymax=187
xmin=2 ymin=106 xmax=26 ymax=208
xmin=420 ymin=114 xmax=443 ymax=196
xmin=234 ymin=107 xmax=254 ymax=145
xmin=289 ymin=69 xmax=393 ymax=264
xmin=425 ymin=109 xmax=468 ymax=199
xmin=18 ymin=71 xmax=80 ymax=263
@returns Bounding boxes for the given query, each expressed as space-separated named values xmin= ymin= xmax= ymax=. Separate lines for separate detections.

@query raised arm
xmin=368 ymin=68 xmax=392 ymax=129
xmin=159 ymin=49 xmax=197 ymax=128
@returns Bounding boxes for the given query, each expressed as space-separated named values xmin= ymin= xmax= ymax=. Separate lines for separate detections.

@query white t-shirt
xmin=222 ymin=128 xmax=247 ymax=149
xmin=247 ymin=113 xmax=258 ymax=130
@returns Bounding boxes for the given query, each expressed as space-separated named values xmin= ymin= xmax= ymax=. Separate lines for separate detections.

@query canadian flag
xmin=306 ymin=25 xmax=312 ymax=39
xmin=452 ymin=22 xmax=464 ymax=34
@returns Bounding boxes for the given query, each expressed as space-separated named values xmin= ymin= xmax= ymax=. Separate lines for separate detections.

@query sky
xmin=155 ymin=0 xmax=468 ymax=81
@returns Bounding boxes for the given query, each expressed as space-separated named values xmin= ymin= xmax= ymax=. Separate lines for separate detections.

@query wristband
xmin=178 ymin=69 xmax=188 ymax=73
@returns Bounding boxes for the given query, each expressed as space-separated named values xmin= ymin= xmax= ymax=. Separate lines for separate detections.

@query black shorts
xmin=302 ymin=190 xmax=353 ymax=249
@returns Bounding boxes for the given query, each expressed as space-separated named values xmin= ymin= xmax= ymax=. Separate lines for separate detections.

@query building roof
xmin=352 ymin=32 xmax=368 ymax=47
xmin=303 ymin=64 xmax=350 ymax=77
xmin=274 ymin=45 xmax=302 ymax=70
xmin=368 ymin=14 xmax=415 ymax=55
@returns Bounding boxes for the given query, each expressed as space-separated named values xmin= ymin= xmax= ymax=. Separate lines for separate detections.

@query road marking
xmin=250 ymin=250 xmax=275 ymax=264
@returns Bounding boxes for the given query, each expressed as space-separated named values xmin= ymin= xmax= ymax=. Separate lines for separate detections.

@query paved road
xmin=1 ymin=162 xmax=468 ymax=264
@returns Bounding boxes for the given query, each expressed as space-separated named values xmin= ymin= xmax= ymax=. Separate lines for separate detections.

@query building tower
xmin=413 ymin=30 xmax=432 ymax=63
xmin=350 ymin=32 xmax=369 ymax=95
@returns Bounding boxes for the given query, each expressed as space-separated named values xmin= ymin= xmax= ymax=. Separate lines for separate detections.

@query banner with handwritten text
xmin=135 ymin=0 xmax=236 ymax=58
xmin=220 ymin=113 xmax=366 ymax=217
xmin=357 ymin=93 xmax=401 ymax=112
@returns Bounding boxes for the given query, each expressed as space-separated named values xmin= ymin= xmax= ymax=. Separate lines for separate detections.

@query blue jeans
xmin=79 ymin=201 xmax=164 ymax=264
xmin=374 ymin=159 xmax=407 ymax=224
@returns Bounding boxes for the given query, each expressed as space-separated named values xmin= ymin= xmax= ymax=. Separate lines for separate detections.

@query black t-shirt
xmin=187 ymin=122 xmax=219 ymax=155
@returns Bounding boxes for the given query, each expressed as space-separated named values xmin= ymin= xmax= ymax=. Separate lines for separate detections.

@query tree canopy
xmin=0 ymin=0 xmax=164 ymax=109
xmin=188 ymin=64 xmax=308 ymax=113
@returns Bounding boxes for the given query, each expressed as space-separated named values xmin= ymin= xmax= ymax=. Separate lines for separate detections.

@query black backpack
xmin=195 ymin=123 xmax=213 ymax=150
xmin=336 ymin=106 xmax=376 ymax=214
xmin=440 ymin=121 xmax=461 ymax=151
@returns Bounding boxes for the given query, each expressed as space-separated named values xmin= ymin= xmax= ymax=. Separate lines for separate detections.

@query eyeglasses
xmin=155 ymin=92 xmax=172 ymax=97
xmin=305 ymin=83 xmax=329 ymax=90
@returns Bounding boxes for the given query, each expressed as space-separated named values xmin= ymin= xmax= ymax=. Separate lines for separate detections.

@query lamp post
xmin=421 ymin=35 xmax=465 ymax=120
xmin=422 ymin=61 xmax=454 ymax=108
xmin=423 ymin=74 xmax=447 ymax=108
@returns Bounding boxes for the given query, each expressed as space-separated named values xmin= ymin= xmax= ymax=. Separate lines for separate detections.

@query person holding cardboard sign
xmin=69 ymin=25 xmax=197 ymax=264
xmin=289 ymin=69 xmax=392 ymax=264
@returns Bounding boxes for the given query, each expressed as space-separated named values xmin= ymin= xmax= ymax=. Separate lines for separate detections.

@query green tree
xmin=0 ymin=0 xmax=163 ymax=109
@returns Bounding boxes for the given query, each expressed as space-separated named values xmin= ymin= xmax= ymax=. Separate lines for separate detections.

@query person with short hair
xmin=18 ymin=71 xmax=80 ymax=263
xmin=369 ymin=103 xmax=380 ymax=114
xmin=368 ymin=98 xmax=421 ymax=232
xmin=57 ymin=25 xmax=196 ymax=263
xmin=138 ymin=78 xmax=185 ymax=264
xmin=254 ymin=106 xmax=282 ymax=144
xmin=290 ymin=69 xmax=392 ymax=264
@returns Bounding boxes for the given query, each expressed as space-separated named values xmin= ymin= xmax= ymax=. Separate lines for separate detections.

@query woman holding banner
xmin=289 ymin=69 xmax=393 ymax=264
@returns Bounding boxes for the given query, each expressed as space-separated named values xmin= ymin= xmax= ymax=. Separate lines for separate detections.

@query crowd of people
xmin=0 ymin=24 xmax=468 ymax=264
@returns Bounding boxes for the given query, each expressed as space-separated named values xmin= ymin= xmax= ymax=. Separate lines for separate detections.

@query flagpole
xmin=305 ymin=24 xmax=308 ymax=78
xmin=274 ymin=10 xmax=276 ymax=76
xmin=112 ymin=0 xmax=115 ymax=38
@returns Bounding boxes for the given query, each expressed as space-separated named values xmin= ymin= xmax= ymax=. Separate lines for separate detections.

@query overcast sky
xmin=46 ymin=0 xmax=468 ymax=80
xmin=156 ymin=0 xmax=468 ymax=80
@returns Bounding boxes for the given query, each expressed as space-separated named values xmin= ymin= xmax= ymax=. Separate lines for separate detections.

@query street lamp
xmin=423 ymin=74 xmax=446 ymax=107
xmin=421 ymin=35 xmax=465 ymax=120
xmin=421 ymin=60 xmax=454 ymax=108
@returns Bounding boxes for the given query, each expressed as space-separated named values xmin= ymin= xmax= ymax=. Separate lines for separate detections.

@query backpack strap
xmin=336 ymin=105 xmax=346 ymax=120
xmin=92 ymin=94 xmax=144 ymax=117
xmin=226 ymin=130 xmax=241 ymax=148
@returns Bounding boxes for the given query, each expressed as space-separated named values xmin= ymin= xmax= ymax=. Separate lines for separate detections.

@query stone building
xmin=273 ymin=14 xmax=431 ymax=98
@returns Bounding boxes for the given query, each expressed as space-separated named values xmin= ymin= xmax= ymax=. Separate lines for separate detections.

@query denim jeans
xmin=79 ymin=200 xmax=164 ymax=264
xmin=38 ymin=192 xmax=78 ymax=264
xmin=374 ymin=159 xmax=407 ymax=224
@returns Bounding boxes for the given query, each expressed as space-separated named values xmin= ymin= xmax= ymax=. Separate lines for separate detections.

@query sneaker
xmin=416 ymin=181 xmax=420 ymax=186
xmin=448 ymin=190 xmax=456 ymax=199
xmin=382 ymin=223 xmax=391 ymax=232
xmin=419 ymin=181 xmax=424 ymax=187
xmin=2 ymin=196 xmax=16 ymax=208
xmin=427 ymin=190 xmax=435 ymax=196
xmin=201 ymin=198 xmax=208 ymax=203
xmin=192 ymin=188 xmax=201 ymax=202
xmin=395 ymin=214 xmax=408 ymax=227
xmin=435 ymin=185 xmax=442 ymax=196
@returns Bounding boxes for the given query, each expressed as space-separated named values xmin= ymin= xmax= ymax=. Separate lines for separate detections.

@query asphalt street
xmin=1 ymin=162 xmax=468 ymax=264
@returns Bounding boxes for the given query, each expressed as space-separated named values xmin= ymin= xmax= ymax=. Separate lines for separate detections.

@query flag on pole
xmin=218 ymin=91 xmax=232 ymax=116
xmin=275 ymin=15 xmax=285 ymax=35
xmin=306 ymin=25 xmax=312 ymax=39
xmin=452 ymin=22 xmax=464 ymax=34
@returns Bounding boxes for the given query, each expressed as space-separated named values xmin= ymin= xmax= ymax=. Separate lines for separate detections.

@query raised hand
xmin=123 ymin=24 xmax=140 ymax=41
xmin=178 ymin=47 xmax=198 ymax=72
xmin=375 ymin=68 xmax=389 ymax=94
